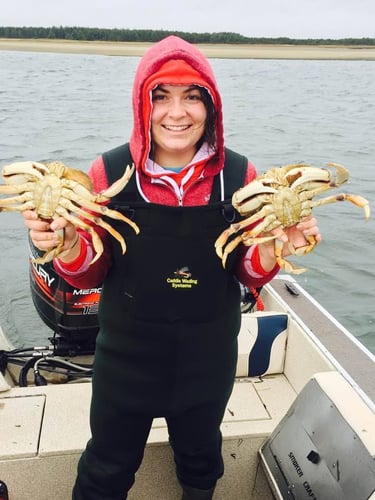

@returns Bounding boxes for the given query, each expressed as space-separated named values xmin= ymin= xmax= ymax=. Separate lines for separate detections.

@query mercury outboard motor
xmin=29 ymin=239 xmax=100 ymax=355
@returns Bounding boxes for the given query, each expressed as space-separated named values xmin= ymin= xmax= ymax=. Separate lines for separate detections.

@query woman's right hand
xmin=23 ymin=210 xmax=80 ymax=262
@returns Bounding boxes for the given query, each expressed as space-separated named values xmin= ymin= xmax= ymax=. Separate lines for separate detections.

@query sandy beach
xmin=1 ymin=38 xmax=375 ymax=60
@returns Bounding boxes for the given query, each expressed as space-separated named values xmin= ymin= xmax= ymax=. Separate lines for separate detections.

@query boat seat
xmin=236 ymin=312 xmax=288 ymax=378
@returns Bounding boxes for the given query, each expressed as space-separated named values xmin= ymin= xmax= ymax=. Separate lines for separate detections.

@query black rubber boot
xmin=181 ymin=484 xmax=215 ymax=500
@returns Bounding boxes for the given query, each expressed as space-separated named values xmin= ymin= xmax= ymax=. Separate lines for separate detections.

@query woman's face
xmin=151 ymin=85 xmax=207 ymax=167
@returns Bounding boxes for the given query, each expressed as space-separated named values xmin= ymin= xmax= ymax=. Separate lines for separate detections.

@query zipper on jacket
xmin=143 ymin=169 xmax=208 ymax=207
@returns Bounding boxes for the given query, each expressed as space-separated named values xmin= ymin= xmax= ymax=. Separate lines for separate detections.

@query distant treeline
xmin=1 ymin=26 xmax=374 ymax=45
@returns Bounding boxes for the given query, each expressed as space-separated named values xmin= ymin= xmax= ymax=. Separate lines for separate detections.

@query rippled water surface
xmin=1 ymin=51 xmax=374 ymax=352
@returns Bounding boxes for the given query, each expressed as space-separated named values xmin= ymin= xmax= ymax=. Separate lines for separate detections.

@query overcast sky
xmin=2 ymin=0 xmax=374 ymax=39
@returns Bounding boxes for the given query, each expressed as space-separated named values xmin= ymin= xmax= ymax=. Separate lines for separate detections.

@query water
xmin=1 ymin=51 xmax=374 ymax=352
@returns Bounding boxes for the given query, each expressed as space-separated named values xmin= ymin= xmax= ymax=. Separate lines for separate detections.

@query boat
xmin=0 ymin=274 xmax=374 ymax=499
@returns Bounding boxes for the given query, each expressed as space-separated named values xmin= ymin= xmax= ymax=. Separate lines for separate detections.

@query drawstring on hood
xmin=129 ymin=36 xmax=225 ymax=178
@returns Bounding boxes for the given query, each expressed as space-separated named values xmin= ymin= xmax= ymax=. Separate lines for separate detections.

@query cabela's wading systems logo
xmin=166 ymin=267 xmax=199 ymax=289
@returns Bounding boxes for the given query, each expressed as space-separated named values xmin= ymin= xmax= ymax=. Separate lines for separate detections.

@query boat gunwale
xmin=266 ymin=275 xmax=375 ymax=409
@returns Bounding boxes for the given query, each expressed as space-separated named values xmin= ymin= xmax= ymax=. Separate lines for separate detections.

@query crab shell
xmin=0 ymin=160 xmax=140 ymax=264
xmin=215 ymin=162 xmax=370 ymax=273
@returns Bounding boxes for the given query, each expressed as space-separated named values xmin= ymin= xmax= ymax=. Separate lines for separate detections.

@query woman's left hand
xmin=282 ymin=215 xmax=321 ymax=257
xmin=257 ymin=215 xmax=321 ymax=271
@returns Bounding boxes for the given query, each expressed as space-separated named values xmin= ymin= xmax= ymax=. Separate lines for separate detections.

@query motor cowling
xmin=29 ymin=239 xmax=100 ymax=354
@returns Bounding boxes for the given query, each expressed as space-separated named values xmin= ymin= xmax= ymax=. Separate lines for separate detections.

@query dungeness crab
xmin=215 ymin=162 xmax=370 ymax=274
xmin=0 ymin=160 xmax=139 ymax=264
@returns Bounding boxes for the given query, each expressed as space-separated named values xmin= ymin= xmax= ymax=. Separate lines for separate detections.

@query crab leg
xmin=311 ymin=193 xmax=370 ymax=220
xmin=96 ymin=165 xmax=135 ymax=200
xmin=232 ymin=188 xmax=275 ymax=213
xmin=214 ymin=203 xmax=276 ymax=257
xmin=64 ymin=219 xmax=105 ymax=266
xmin=53 ymin=207 xmax=107 ymax=265
xmin=62 ymin=179 xmax=95 ymax=198
xmin=220 ymin=232 xmax=276 ymax=268
xmin=0 ymin=201 xmax=35 ymax=212
xmin=274 ymin=232 xmax=318 ymax=275
xmin=290 ymin=234 xmax=316 ymax=257
xmin=91 ymin=217 xmax=127 ymax=254
xmin=216 ymin=215 xmax=277 ymax=267
xmin=219 ymin=236 xmax=243 ymax=267
xmin=32 ymin=236 xmax=66 ymax=264
xmin=62 ymin=165 xmax=135 ymax=203
xmin=0 ymin=191 xmax=34 ymax=207
xmin=61 ymin=188 xmax=140 ymax=234
xmin=2 ymin=161 xmax=48 ymax=179
xmin=57 ymin=203 xmax=128 ymax=260
xmin=0 ymin=182 xmax=36 ymax=194
xmin=274 ymin=239 xmax=307 ymax=275
xmin=63 ymin=201 xmax=127 ymax=253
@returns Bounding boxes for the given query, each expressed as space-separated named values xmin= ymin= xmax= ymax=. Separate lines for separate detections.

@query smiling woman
xmin=19 ymin=35 xmax=321 ymax=500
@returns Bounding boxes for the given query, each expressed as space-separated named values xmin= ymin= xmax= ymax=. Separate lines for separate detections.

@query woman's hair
xmin=198 ymin=86 xmax=216 ymax=150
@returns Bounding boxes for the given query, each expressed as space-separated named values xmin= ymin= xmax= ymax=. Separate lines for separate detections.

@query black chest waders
xmin=73 ymin=145 xmax=249 ymax=499
xmin=96 ymin=144 xmax=247 ymax=414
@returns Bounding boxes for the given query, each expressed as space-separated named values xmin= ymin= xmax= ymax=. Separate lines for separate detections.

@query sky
xmin=2 ymin=0 xmax=374 ymax=39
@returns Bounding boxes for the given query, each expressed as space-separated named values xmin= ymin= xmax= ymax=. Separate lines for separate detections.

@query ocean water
xmin=0 ymin=50 xmax=374 ymax=352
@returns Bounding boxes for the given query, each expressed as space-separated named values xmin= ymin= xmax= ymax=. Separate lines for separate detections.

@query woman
xmin=24 ymin=36 xmax=320 ymax=500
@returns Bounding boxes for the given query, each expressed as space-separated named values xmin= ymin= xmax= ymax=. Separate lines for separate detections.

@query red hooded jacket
xmin=54 ymin=36 xmax=279 ymax=289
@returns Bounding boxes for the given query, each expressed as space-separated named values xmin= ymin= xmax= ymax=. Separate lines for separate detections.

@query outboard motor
xmin=29 ymin=239 xmax=100 ymax=355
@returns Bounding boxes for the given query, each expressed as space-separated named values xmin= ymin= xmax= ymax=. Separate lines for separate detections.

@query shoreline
xmin=1 ymin=38 xmax=375 ymax=60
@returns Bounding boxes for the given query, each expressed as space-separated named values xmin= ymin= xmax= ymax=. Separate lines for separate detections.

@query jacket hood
xmin=129 ymin=36 xmax=224 ymax=174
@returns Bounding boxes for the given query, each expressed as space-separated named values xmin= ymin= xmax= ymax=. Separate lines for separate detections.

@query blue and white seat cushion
xmin=236 ymin=312 xmax=288 ymax=377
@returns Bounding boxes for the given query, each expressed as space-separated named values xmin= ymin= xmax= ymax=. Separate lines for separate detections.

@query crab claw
xmin=326 ymin=162 xmax=349 ymax=187
xmin=340 ymin=193 xmax=370 ymax=220
xmin=274 ymin=239 xmax=307 ymax=275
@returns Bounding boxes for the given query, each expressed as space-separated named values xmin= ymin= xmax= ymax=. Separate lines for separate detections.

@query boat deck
xmin=0 ymin=276 xmax=373 ymax=499
xmin=0 ymin=373 xmax=296 ymax=499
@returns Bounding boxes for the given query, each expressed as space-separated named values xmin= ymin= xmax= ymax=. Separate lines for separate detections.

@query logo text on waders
xmin=166 ymin=267 xmax=199 ymax=289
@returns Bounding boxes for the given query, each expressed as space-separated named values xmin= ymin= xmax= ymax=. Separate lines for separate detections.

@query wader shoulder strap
xmin=102 ymin=143 xmax=138 ymax=201
xmin=103 ymin=143 xmax=133 ymax=183
xmin=224 ymin=147 xmax=248 ymax=197
xmin=209 ymin=147 xmax=248 ymax=203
